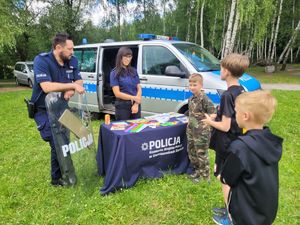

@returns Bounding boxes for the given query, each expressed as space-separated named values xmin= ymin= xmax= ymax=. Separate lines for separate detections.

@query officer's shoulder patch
xmin=39 ymin=52 xmax=48 ymax=57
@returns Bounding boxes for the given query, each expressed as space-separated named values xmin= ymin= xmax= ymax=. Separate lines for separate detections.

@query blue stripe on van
xmin=82 ymin=82 xmax=221 ymax=104
xmin=211 ymin=70 xmax=261 ymax=91
xmin=142 ymin=87 xmax=186 ymax=101
xmin=142 ymin=87 xmax=220 ymax=104
xmin=83 ymin=83 xmax=97 ymax=93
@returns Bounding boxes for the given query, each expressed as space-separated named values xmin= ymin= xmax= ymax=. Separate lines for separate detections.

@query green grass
xmin=0 ymin=90 xmax=299 ymax=224
xmin=248 ymin=64 xmax=300 ymax=84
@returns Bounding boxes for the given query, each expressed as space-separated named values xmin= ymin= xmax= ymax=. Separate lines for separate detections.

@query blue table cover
xmin=96 ymin=121 xmax=190 ymax=195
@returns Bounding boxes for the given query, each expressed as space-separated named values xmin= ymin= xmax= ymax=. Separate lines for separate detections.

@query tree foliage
xmin=1 ymin=0 xmax=300 ymax=78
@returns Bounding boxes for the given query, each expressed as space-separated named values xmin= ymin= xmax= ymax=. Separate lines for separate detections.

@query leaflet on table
xmin=160 ymin=121 xmax=179 ymax=126
xmin=111 ymin=121 xmax=128 ymax=126
xmin=129 ymin=123 xmax=148 ymax=133
xmin=176 ymin=116 xmax=188 ymax=123
xmin=124 ymin=123 xmax=138 ymax=132
xmin=111 ymin=124 xmax=127 ymax=130
xmin=126 ymin=118 xmax=149 ymax=124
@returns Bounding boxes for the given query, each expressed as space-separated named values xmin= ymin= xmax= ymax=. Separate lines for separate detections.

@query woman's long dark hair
xmin=115 ymin=47 xmax=135 ymax=77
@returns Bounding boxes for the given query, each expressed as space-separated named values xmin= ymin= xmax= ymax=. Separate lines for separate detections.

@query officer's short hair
xmin=235 ymin=90 xmax=277 ymax=125
xmin=221 ymin=53 xmax=249 ymax=78
xmin=189 ymin=73 xmax=203 ymax=84
xmin=52 ymin=33 xmax=73 ymax=49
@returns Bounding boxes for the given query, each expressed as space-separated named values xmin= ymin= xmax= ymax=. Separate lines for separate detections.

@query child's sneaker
xmin=189 ymin=172 xmax=199 ymax=179
xmin=212 ymin=214 xmax=233 ymax=225
xmin=212 ymin=207 xmax=227 ymax=216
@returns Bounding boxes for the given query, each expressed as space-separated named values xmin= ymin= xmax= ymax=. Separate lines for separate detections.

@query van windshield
xmin=173 ymin=43 xmax=220 ymax=72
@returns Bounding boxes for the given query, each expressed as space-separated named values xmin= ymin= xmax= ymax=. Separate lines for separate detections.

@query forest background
xmin=0 ymin=0 xmax=300 ymax=79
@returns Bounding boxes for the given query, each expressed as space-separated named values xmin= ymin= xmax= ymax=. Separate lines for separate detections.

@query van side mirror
xmin=22 ymin=69 xmax=27 ymax=73
xmin=165 ymin=65 xmax=186 ymax=78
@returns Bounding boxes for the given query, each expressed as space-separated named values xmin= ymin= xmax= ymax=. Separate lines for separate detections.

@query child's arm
xmin=202 ymin=114 xmax=231 ymax=132
xmin=220 ymin=153 xmax=244 ymax=187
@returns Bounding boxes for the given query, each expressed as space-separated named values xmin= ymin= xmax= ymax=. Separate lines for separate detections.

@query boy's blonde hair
xmin=221 ymin=53 xmax=250 ymax=78
xmin=235 ymin=90 xmax=277 ymax=125
xmin=189 ymin=73 xmax=203 ymax=84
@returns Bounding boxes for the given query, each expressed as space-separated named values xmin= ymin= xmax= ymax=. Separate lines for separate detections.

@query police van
xmin=71 ymin=34 xmax=261 ymax=116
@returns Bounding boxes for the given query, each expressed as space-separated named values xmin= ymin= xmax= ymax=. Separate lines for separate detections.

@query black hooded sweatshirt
xmin=220 ymin=127 xmax=283 ymax=225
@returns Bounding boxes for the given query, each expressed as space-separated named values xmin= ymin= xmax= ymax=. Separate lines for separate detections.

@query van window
xmin=74 ymin=48 xmax=97 ymax=73
xmin=142 ymin=46 xmax=181 ymax=76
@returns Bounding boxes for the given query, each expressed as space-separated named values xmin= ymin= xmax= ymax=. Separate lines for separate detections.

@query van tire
xmin=28 ymin=79 xmax=33 ymax=88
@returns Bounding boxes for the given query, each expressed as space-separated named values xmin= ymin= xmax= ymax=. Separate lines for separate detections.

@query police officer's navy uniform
xmin=110 ymin=67 xmax=141 ymax=120
xmin=31 ymin=51 xmax=82 ymax=182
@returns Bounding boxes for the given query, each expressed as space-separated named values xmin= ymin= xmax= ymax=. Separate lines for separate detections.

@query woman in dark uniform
xmin=110 ymin=47 xmax=142 ymax=120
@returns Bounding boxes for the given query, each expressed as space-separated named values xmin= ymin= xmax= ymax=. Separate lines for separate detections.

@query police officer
xmin=31 ymin=33 xmax=85 ymax=186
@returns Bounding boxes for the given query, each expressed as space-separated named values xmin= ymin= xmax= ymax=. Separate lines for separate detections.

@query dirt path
xmin=0 ymin=82 xmax=31 ymax=93
xmin=261 ymin=83 xmax=300 ymax=90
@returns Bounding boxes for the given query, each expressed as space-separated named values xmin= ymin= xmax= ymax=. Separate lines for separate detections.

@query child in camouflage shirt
xmin=187 ymin=73 xmax=215 ymax=183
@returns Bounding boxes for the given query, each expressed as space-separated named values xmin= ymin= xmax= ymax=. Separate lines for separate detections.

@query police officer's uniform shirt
xmin=110 ymin=68 xmax=140 ymax=96
xmin=210 ymin=85 xmax=245 ymax=158
xmin=31 ymin=51 xmax=82 ymax=109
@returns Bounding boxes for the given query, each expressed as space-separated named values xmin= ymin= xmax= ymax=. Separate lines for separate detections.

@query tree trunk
xmin=194 ymin=0 xmax=200 ymax=43
xmin=211 ymin=11 xmax=218 ymax=55
xmin=200 ymin=0 xmax=205 ymax=47
xmin=222 ymin=0 xmax=237 ymax=58
xmin=186 ymin=1 xmax=193 ymax=42
xmin=279 ymin=20 xmax=300 ymax=70
xmin=162 ymin=0 xmax=166 ymax=35
xmin=270 ymin=0 xmax=283 ymax=62
xmin=228 ymin=8 xmax=239 ymax=54
xmin=116 ymin=1 xmax=122 ymax=40
xmin=267 ymin=0 xmax=278 ymax=61
xmin=295 ymin=46 xmax=300 ymax=60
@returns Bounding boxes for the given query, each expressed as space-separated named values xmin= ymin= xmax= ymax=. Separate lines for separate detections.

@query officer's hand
xmin=131 ymin=104 xmax=139 ymax=114
xmin=133 ymin=95 xmax=142 ymax=104
xmin=74 ymin=83 xmax=85 ymax=94
xmin=64 ymin=90 xmax=75 ymax=100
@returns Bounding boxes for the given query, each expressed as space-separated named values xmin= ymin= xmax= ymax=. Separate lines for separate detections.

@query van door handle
xmin=140 ymin=77 xmax=148 ymax=81
xmin=88 ymin=75 xmax=94 ymax=78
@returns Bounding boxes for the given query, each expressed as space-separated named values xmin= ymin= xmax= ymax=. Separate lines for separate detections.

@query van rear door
xmin=73 ymin=47 xmax=103 ymax=112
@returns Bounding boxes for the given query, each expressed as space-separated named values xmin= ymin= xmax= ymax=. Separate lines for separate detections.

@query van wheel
xmin=28 ymin=79 xmax=33 ymax=88
xmin=15 ymin=78 xmax=19 ymax=86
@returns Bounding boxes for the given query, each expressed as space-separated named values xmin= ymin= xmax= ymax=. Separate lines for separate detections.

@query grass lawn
xmin=247 ymin=64 xmax=300 ymax=84
xmin=0 ymin=90 xmax=299 ymax=224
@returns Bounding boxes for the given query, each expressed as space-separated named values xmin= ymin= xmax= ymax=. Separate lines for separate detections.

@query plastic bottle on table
xmin=104 ymin=114 xmax=110 ymax=125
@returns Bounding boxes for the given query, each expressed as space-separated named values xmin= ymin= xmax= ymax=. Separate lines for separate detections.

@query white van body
xmin=71 ymin=39 xmax=261 ymax=116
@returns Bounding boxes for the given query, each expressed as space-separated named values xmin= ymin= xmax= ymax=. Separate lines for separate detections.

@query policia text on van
xmin=69 ymin=34 xmax=261 ymax=116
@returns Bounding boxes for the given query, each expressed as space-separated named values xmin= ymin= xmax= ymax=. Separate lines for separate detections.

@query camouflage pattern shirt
xmin=188 ymin=91 xmax=216 ymax=132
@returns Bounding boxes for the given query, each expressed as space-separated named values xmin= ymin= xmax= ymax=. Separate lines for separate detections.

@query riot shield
xmin=45 ymin=92 xmax=97 ymax=188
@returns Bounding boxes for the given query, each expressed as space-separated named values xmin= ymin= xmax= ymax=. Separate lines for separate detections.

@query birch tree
xmin=278 ymin=20 xmax=300 ymax=69
xmin=200 ymin=0 xmax=205 ymax=47
xmin=270 ymin=0 xmax=284 ymax=62
xmin=222 ymin=0 xmax=237 ymax=58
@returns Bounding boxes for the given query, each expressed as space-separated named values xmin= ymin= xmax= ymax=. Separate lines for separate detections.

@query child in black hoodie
xmin=216 ymin=90 xmax=283 ymax=225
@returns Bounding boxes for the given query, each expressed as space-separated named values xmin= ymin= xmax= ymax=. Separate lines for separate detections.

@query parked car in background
xmin=13 ymin=61 xmax=34 ymax=88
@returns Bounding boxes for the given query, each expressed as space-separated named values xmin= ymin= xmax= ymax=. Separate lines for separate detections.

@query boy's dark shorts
xmin=214 ymin=153 xmax=226 ymax=177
